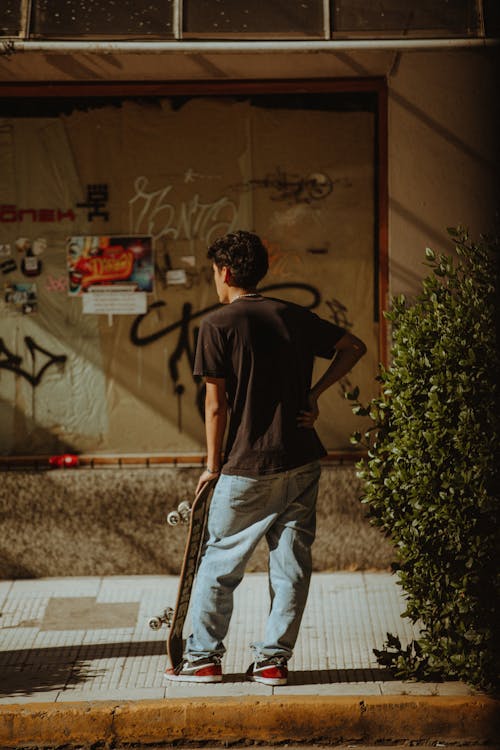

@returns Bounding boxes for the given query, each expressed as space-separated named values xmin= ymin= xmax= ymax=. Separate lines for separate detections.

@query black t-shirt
xmin=193 ymin=295 xmax=345 ymax=476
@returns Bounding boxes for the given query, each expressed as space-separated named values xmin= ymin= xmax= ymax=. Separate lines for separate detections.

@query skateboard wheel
xmin=178 ymin=501 xmax=191 ymax=513
xmin=167 ymin=511 xmax=181 ymax=526
xmin=148 ymin=617 xmax=162 ymax=630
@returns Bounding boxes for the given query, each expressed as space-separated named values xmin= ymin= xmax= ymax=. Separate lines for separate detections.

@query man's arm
xmin=297 ymin=331 xmax=367 ymax=429
xmin=196 ymin=376 xmax=228 ymax=494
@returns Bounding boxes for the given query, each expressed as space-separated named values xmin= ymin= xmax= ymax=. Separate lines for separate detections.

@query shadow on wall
xmin=0 ymin=398 xmax=78 ymax=457
xmin=0 ymin=466 xmax=394 ymax=578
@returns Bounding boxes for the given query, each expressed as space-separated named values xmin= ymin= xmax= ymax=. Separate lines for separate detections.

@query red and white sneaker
xmin=246 ymin=657 xmax=288 ymax=686
xmin=164 ymin=656 xmax=222 ymax=683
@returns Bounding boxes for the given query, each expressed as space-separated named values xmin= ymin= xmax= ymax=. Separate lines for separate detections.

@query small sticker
xmin=5 ymin=282 xmax=37 ymax=314
xmin=0 ymin=259 xmax=17 ymax=275
xmin=166 ymin=269 xmax=187 ymax=285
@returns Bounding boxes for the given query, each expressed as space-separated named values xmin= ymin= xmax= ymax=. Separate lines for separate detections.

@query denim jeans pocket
xmin=227 ymin=474 xmax=275 ymax=514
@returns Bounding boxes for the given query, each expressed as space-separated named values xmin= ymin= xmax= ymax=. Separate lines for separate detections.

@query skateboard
xmin=148 ymin=477 xmax=217 ymax=669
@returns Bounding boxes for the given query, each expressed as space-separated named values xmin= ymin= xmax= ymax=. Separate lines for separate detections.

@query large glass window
xmin=332 ymin=0 xmax=479 ymax=36
xmin=31 ymin=0 xmax=175 ymax=38
xmin=183 ymin=0 xmax=326 ymax=38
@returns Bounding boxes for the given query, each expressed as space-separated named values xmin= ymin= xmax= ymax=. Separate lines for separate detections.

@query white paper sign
xmin=82 ymin=291 xmax=147 ymax=315
xmin=167 ymin=269 xmax=187 ymax=285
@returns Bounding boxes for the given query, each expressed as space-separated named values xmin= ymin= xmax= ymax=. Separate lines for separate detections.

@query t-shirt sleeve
xmin=307 ymin=311 xmax=346 ymax=359
xmin=193 ymin=319 xmax=227 ymax=378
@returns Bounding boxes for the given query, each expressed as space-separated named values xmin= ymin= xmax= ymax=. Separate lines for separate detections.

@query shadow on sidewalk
xmin=222 ymin=668 xmax=396 ymax=686
xmin=0 ymin=640 xmax=165 ymax=698
xmin=1 ymin=640 xmax=397 ymax=698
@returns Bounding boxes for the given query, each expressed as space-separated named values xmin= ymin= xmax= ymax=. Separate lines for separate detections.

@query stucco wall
xmin=0 ymin=464 xmax=394 ymax=578
xmin=388 ymin=48 xmax=499 ymax=299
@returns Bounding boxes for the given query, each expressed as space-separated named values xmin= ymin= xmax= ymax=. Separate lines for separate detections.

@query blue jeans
xmin=185 ymin=460 xmax=321 ymax=663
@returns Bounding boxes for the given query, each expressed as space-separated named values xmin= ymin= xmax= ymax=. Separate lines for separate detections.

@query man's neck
xmin=227 ymin=287 xmax=258 ymax=303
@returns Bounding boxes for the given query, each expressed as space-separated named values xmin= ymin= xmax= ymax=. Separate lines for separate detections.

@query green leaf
xmin=357 ymin=228 xmax=500 ymax=691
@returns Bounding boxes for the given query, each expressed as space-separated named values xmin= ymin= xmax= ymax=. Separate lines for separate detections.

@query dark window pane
xmin=183 ymin=0 xmax=325 ymax=38
xmin=483 ymin=0 xmax=500 ymax=36
xmin=1 ymin=0 xmax=22 ymax=36
xmin=31 ymin=0 xmax=174 ymax=38
xmin=332 ymin=0 xmax=478 ymax=35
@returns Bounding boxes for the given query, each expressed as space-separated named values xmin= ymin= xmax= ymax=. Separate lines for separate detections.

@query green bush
xmin=350 ymin=228 xmax=500 ymax=690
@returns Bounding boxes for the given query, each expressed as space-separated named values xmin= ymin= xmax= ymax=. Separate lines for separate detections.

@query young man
xmin=165 ymin=230 xmax=366 ymax=685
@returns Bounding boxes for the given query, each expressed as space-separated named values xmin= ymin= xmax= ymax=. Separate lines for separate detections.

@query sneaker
xmin=246 ymin=656 xmax=288 ymax=686
xmin=164 ymin=656 xmax=222 ymax=683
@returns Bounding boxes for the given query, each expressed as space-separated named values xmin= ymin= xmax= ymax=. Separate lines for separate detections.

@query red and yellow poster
xmin=67 ymin=235 xmax=154 ymax=295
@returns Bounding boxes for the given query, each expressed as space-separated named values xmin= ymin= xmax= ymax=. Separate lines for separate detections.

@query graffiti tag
xmin=237 ymin=169 xmax=335 ymax=204
xmin=130 ymin=283 xmax=320 ymax=429
xmin=0 ymin=337 xmax=67 ymax=387
xmin=129 ymin=176 xmax=241 ymax=245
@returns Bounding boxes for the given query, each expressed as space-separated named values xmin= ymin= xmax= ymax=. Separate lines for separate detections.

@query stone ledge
xmin=0 ymin=695 xmax=498 ymax=747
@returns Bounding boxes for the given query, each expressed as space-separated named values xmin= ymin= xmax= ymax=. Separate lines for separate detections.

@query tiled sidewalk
xmin=0 ymin=572 xmax=473 ymax=703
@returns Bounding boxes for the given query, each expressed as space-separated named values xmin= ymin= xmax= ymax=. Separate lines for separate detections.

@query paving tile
xmin=0 ymin=581 xmax=13 ymax=609
xmin=0 ymin=595 xmax=48 ymax=628
xmin=56 ymin=688 xmax=166 ymax=702
xmin=165 ymin=680 xmax=272 ymax=698
xmin=275 ymin=681 xmax=383 ymax=695
xmin=98 ymin=577 xmax=178 ymax=604
xmin=0 ymin=663 xmax=74 ymax=700
xmin=224 ymin=573 xmax=269 ymax=673
xmin=434 ymin=681 xmax=475 ymax=696
xmin=0 ymin=573 xmax=446 ymax=702
xmin=0 ymin=691 xmax=61 ymax=705
xmin=39 ymin=598 xmax=139 ymax=631
xmin=379 ymin=682 xmax=435 ymax=696
xmin=9 ymin=578 xmax=101 ymax=597
xmin=30 ymin=630 xmax=88 ymax=660
xmin=120 ymin=655 xmax=166 ymax=689
xmin=0 ymin=629 xmax=40 ymax=666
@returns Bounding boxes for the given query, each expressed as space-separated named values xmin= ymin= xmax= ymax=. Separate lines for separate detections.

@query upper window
xmin=183 ymin=0 xmax=326 ymax=39
xmin=1 ymin=0 xmax=486 ymax=39
xmin=331 ymin=0 xmax=479 ymax=37
xmin=1 ymin=0 xmax=23 ymax=36
xmin=483 ymin=0 xmax=500 ymax=36
xmin=30 ymin=0 xmax=175 ymax=38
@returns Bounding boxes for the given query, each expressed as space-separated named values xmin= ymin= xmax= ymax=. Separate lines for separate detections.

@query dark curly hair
xmin=207 ymin=231 xmax=269 ymax=288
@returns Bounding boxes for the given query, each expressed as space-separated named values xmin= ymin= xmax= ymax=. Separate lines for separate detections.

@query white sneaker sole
xmin=249 ymin=675 xmax=287 ymax=686
xmin=164 ymin=672 xmax=222 ymax=683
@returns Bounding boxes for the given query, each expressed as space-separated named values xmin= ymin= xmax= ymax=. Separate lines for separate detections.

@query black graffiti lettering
xmin=129 ymin=283 xmax=320 ymax=426
xmin=130 ymin=283 xmax=320 ymax=348
xmin=325 ymin=298 xmax=355 ymax=400
xmin=0 ymin=336 xmax=67 ymax=386
xmin=236 ymin=169 xmax=334 ymax=204
xmin=168 ymin=303 xmax=205 ymax=428
xmin=326 ymin=298 xmax=353 ymax=330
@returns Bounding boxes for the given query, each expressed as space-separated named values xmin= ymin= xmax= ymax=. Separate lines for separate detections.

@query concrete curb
xmin=0 ymin=695 xmax=499 ymax=747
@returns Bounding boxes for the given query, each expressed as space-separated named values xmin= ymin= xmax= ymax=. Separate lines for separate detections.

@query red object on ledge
xmin=49 ymin=454 xmax=79 ymax=468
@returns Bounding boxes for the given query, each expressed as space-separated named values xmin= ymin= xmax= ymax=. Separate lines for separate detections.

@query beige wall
xmin=388 ymin=48 xmax=500 ymax=299
xmin=2 ymin=44 xmax=496 ymax=301
xmin=0 ymin=45 xmax=498 ymax=454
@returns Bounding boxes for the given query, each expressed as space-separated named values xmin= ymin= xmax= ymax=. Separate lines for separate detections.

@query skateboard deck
xmin=167 ymin=477 xmax=217 ymax=669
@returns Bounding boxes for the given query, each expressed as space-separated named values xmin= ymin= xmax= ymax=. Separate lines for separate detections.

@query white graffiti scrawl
xmin=129 ymin=176 xmax=242 ymax=245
